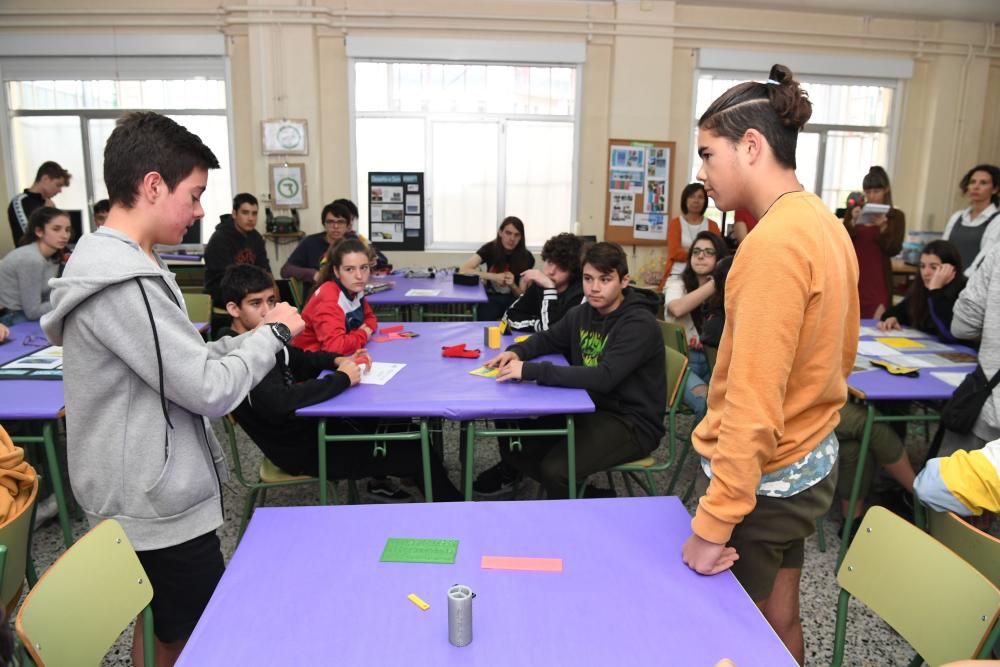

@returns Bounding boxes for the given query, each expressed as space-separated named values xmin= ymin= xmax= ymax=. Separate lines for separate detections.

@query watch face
xmin=271 ymin=323 xmax=291 ymax=342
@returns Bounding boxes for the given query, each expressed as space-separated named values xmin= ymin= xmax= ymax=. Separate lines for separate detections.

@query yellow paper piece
xmin=407 ymin=593 xmax=430 ymax=610
xmin=514 ymin=335 xmax=531 ymax=343
xmin=874 ymin=337 xmax=926 ymax=349
xmin=469 ymin=365 xmax=499 ymax=378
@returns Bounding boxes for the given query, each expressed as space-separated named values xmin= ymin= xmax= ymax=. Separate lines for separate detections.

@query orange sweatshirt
xmin=691 ymin=191 xmax=859 ymax=544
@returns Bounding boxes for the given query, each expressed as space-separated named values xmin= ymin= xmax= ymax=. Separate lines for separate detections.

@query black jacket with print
xmin=508 ymin=286 xmax=667 ymax=453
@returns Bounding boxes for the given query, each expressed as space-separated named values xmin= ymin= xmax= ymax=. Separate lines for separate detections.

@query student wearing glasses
xmin=664 ymin=231 xmax=732 ymax=422
xmin=280 ymin=201 xmax=352 ymax=285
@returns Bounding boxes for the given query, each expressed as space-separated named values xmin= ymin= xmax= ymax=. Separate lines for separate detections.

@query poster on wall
xmin=604 ymin=138 xmax=675 ymax=246
xmin=610 ymin=192 xmax=635 ymax=227
xmin=369 ymin=172 xmax=425 ymax=250
xmin=645 ymin=179 xmax=667 ymax=213
xmin=262 ymin=119 xmax=309 ymax=155
xmin=270 ymin=163 xmax=307 ymax=208
xmin=633 ymin=212 xmax=667 ymax=241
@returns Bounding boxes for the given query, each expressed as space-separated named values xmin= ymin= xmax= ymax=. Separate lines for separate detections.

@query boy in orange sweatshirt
xmin=682 ymin=65 xmax=859 ymax=664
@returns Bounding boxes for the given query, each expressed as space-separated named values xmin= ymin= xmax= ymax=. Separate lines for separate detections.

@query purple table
xmin=0 ymin=322 xmax=73 ymax=547
xmin=367 ymin=273 xmax=487 ymax=322
xmin=178 ymin=497 xmax=794 ymax=666
xmin=297 ymin=322 xmax=594 ymax=501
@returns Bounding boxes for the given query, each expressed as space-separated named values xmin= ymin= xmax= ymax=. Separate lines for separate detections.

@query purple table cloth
xmin=297 ymin=322 xmax=594 ymax=421
xmin=178 ymin=497 xmax=795 ymax=666
xmin=367 ymin=274 xmax=488 ymax=305
xmin=0 ymin=322 xmax=65 ymax=420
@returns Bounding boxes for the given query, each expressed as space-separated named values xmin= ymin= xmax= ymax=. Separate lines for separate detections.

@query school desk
xmin=177 ymin=497 xmax=796 ymax=666
xmin=366 ymin=272 xmax=488 ymax=322
xmin=0 ymin=322 xmax=73 ymax=547
xmin=296 ymin=321 xmax=594 ymax=501
xmin=840 ymin=324 xmax=977 ymax=565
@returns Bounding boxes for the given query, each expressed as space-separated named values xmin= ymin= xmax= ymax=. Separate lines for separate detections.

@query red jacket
xmin=293 ymin=280 xmax=377 ymax=355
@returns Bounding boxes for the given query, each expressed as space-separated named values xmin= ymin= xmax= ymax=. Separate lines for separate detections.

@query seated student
xmin=485 ymin=242 xmax=667 ymax=498
xmin=92 ymin=199 xmax=110 ymax=228
xmin=460 ymin=216 xmax=535 ymax=321
xmin=293 ymin=237 xmax=377 ymax=355
xmin=203 ymin=193 xmax=271 ymax=307
xmin=501 ymin=232 xmax=584 ymax=333
xmin=281 ymin=201 xmax=351 ymax=283
xmin=218 ymin=264 xmax=462 ymax=500
xmin=878 ymin=240 xmax=967 ymax=342
xmin=333 ymin=198 xmax=390 ymax=272
xmin=915 ymin=438 xmax=999 ymax=517
xmin=0 ymin=207 xmax=71 ymax=325
xmin=664 ymin=231 xmax=732 ymax=421
xmin=473 ymin=232 xmax=585 ymax=496
xmin=834 ymin=401 xmax=916 ymax=540
xmin=661 ymin=182 xmax=722 ymax=284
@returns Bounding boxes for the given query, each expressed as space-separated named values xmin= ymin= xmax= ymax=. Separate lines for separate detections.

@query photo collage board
xmin=603 ymin=139 xmax=676 ymax=247
xmin=368 ymin=172 xmax=425 ymax=251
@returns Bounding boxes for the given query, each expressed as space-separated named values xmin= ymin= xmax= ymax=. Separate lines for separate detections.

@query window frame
xmin=348 ymin=58 xmax=582 ymax=252
xmin=689 ymin=69 xmax=904 ymax=224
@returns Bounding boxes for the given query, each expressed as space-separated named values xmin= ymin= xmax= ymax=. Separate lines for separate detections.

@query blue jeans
xmin=682 ymin=349 xmax=709 ymax=423
xmin=0 ymin=310 xmax=29 ymax=326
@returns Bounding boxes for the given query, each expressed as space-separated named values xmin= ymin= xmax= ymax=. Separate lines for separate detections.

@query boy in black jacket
xmin=204 ymin=193 xmax=271 ymax=307
xmin=501 ymin=232 xmax=585 ymax=333
xmin=218 ymin=264 xmax=462 ymax=499
xmin=486 ymin=242 xmax=667 ymax=498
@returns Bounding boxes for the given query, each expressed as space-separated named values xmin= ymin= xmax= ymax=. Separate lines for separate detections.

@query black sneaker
xmin=366 ymin=477 xmax=414 ymax=502
xmin=473 ymin=462 xmax=519 ymax=496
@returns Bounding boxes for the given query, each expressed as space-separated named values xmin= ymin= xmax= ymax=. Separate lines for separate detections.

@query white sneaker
xmin=33 ymin=495 xmax=59 ymax=529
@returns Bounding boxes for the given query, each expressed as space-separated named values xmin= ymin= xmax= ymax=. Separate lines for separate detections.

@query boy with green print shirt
xmin=485 ymin=242 xmax=667 ymax=498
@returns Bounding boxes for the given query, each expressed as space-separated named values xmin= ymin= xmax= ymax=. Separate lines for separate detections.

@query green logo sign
xmin=276 ymin=125 xmax=302 ymax=149
xmin=277 ymin=177 xmax=300 ymax=199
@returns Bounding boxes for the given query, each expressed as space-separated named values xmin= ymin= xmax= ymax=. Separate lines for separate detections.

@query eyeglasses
xmin=690 ymin=248 xmax=717 ymax=258
xmin=324 ymin=218 xmax=348 ymax=227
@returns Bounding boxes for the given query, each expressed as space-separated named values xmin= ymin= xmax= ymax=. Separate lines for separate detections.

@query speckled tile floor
xmin=22 ymin=417 xmax=942 ymax=666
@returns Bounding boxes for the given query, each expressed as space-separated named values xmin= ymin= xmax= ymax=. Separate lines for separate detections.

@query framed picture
xmin=270 ymin=163 xmax=307 ymax=208
xmin=262 ymin=119 xmax=308 ymax=155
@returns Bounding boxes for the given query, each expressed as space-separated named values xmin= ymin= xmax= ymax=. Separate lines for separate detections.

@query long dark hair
xmin=316 ymin=237 xmax=369 ymax=288
xmin=490 ymin=216 xmax=533 ymax=273
xmin=960 ymin=164 xmax=1000 ymax=207
xmin=908 ymin=240 xmax=965 ymax=329
xmin=19 ymin=207 xmax=70 ymax=260
xmin=698 ymin=64 xmax=812 ymax=170
xmin=680 ymin=231 xmax=731 ymax=331
xmin=680 ymin=182 xmax=708 ymax=216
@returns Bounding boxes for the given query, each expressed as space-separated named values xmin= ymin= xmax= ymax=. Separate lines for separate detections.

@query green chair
xmin=598 ymin=346 xmax=689 ymax=496
xmin=0 ymin=477 xmax=39 ymax=614
xmin=184 ymin=292 xmax=212 ymax=323
xmin=925 ymin=509 xmax=1000 ymax=587
xmin=703 ymin=344 xmax=719 ymax=378
xmin=16 ymin=519 xmax=155 ymax=667
xmin=657 ymin=319 xmax=689 ymax=356
xmin=223 ymin=415 xmax=339 ymax=540
xmin=831 ymin=506 xmax=1000 ymax=667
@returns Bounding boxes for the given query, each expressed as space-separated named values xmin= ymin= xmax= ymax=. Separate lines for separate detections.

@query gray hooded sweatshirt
xmin=41 ymin=227 xmax=283 ymax=551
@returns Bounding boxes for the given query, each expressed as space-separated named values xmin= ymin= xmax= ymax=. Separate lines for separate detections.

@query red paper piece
xmin=481 ymin=556 xmax=563 ymax=573
xmin=441 ymin=343 xmax=481 ymax=359
xmin=380 ymin=325 xmax=404 ymax=334
xmin=373 ymin=333 xmax=409 ymax=343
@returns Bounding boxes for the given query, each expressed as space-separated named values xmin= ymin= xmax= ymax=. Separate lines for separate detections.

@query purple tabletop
xmin=178 ymin=497 xmax=794 ymax=667
xmin=0 ymin=322 xmax=65 ymax=420
xmin=296 ymin=322 xmax=594 ymax=421
xmin=367 ymin=273 xmax=488 ymax=305
xmin=848 ymin=364 xmax=975 ymax=401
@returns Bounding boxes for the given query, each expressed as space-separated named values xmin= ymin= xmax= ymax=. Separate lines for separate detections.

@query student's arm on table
xmin=951 ymin=244 xmax=997 ymax=340
xmin=686 ymin=235 xmax=807 ymax=573
xmin=486 ymin=313 xmax=570 ymax=376
xmin=280 ymin=239 xmax=319 ymax=281
xmin=459 ymin=253 xmax=501 ymax=284
xmin=914 ymin=441 xmax=1000 ymax=517
xmin=502 ymin=287 xmax=543 ymax=332
xmin=249 ymin=362 xmax=354 ymax=424
xmin=87 ymin=280 xmax=303 ymax=417
xmin=311 ymin=296 xmax=369 ymax=355
xmin=286 ymin=346 xmax=338 ymax=381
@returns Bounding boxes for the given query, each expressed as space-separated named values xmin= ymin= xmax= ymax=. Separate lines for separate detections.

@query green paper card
xmin=380 ymin=538 xmax=459 ymax=564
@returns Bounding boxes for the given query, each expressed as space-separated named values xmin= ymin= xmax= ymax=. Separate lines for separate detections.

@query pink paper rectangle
xmin=481 ymin=555 xmax=563 ymax=573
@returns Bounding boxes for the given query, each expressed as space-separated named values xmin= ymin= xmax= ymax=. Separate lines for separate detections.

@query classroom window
xmin=690 ymin=73 xmax=894 ymax=222
xmin=5 ymin=78 xmax=231 ymax=239
xmin=353 ymin=61 xmax=577 ymax=249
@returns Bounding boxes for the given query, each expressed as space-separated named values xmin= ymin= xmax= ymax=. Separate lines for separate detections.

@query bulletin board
xmin=367 ymin=172 xmax=424 ymax=251
xmin=603 ymin=139 xmax=676 ymax=247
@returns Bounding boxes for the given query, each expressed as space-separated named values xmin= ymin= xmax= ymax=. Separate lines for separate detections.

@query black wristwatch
xmin=267 ymin=322 xmax=291 ymax=344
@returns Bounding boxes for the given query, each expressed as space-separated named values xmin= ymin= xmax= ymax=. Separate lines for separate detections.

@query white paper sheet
xmin=931 ymin=372 xmax=966 ymax=388
xmin=856 ymin=341 xmax=899 ymax=357
xmin=405 ymin=289 xmax=440 ymax=297
xmin=858 ymin=325 xmax=931 ymax=338
xmin=359 ymin=362 xmax=406 ymax=386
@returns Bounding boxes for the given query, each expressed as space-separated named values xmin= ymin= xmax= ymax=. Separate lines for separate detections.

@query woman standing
xmin=460 ymin=216 xmax=535 ymax=321
xmin=844 ymin=166 xmax=905 ymax=319
xmin=662 ymin=182 xmax=721 ymax=282
xmin=942 ymin=163 xmax=1000 ymax=274
xmin=0 ymin=206 xmax=71 ymax=324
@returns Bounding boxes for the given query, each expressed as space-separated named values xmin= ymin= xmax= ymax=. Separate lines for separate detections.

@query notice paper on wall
xmin=359 ymin=362 xmax=406 ymax=386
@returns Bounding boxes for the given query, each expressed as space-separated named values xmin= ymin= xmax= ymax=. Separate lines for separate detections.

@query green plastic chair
xmin=184 ymin=292 xmax=212 ymax=324
xmin=599 ymin=346 xmax=689 ymax=496
xmin=223 ymin=415 xmax=339 ymax=540
xmin=703 ymin=344 xmax=719 ymax=378
xmin=831 ymin=506 xmax=1000 ymax=667
xmin=657 ymin=319 xmax=689 ymax=356
xmin=16 ymin=519 xmax=155 ymax=667
xmin=0 ymin=477 xmax=39 ymax=613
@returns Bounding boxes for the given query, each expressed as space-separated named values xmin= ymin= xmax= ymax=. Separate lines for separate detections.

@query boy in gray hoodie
xmin=42 ymin=112 xmax=304 ymax=665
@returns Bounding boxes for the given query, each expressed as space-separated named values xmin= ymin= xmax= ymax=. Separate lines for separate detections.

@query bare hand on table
xmin=485 ymin=351 xmax=519 ymax=369
xmin=0 ymin=324 xmax=8 ymax=343
xmin=336 ymin=359 xmax=362 ymax=386
xmin=681 ymin=533 xmax=739 ymax=575
xmin=876 ymin=317 xmax=901 ymax=331
xmin=262 ymin=302 xmax=305 ymax=337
